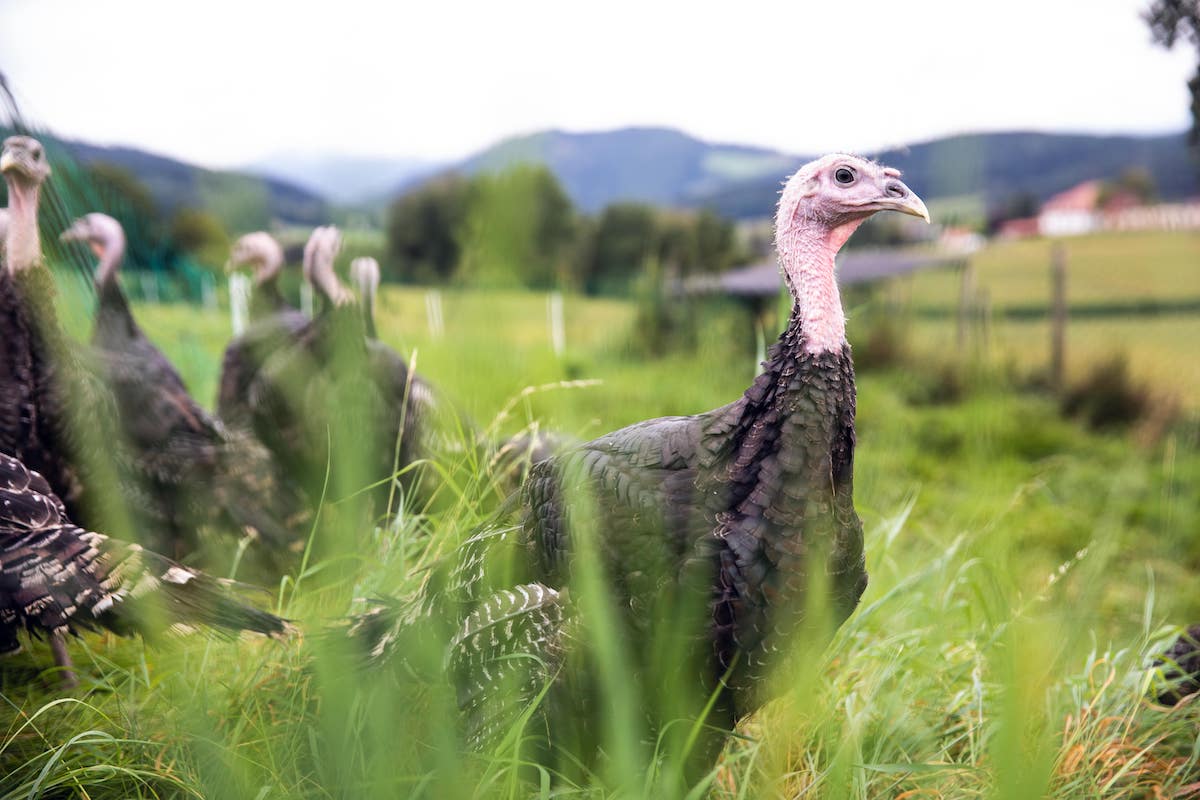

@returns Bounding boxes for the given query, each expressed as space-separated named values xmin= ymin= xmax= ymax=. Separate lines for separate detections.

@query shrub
xmin=1061 ymin=355 xmax=1151 ymax=430
xmin=849 ymin=314 xmax=909 ymax=371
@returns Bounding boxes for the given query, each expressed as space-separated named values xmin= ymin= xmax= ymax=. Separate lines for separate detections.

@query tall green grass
xmin=1 ymin=282 xmax=1198 ymax=798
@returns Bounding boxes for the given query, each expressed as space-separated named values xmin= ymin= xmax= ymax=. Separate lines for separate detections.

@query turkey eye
xmin=834 ymin=167 xmax=855 ymax=185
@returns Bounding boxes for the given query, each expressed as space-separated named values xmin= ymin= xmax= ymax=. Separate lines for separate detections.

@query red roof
xmin=998 ymin=217 xmax=1040 ymax=238
xmin=1042 ymin=180 xmax=1102 ymax=213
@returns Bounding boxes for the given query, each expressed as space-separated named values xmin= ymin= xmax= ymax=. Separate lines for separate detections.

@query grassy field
xmin=2 ymin=240 xmax=1199 ymax=798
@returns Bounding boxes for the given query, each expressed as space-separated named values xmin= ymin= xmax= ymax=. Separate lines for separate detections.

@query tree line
xmin=385 ymin=164 xmax=746 ymax=294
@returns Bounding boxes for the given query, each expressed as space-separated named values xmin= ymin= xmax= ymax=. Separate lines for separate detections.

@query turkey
xmin=355 ymin=154 xmax=929 ymax=773
xmin=0 ymin=134 xmax=94 ymax=523
xmin=216 ymin=232 xmax=309 ymax=430
xmin=0 ymin=449 xmax=291 ymax=687
xmin=57 ymin=211 xmax=306 ymax=558
xmin=246 ymin=226 xmax=438 ymax=516
xmin=349 ymin=256 xmax=380 ymax=340
xmin=231 ymin=231 xmax=298 ymax=318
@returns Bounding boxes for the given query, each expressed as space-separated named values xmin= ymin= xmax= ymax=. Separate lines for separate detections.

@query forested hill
xmin=410 ymin=127 xmax=1196 ymax=220
xmin=0 ymin=129 xmax=328 ymax=229
xmin=456 ymin=127 xmax=800 ymax=212
xmin=67 ymin=139 xmax=328 ymax=227
xmin=14 ymin=126 xmax=1193 ymax=227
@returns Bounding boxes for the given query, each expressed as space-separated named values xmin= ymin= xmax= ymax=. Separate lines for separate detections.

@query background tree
xmin=168 ymin=208 xmax=230 ymax=269
xmin=578 ymin=203 xmax=659 ymax=295
xmin=385 ymin=174 xmax=472 ymax=283
xmin=77 ymin=163 xmax=165 ymax=269
xmin=1145 ymin=0 xmax=1200 ymax=165
xmin=1097 ymin=167 xmax=1159 ymax=208
xmin=458 ymin=165 xmax=576 ymax=289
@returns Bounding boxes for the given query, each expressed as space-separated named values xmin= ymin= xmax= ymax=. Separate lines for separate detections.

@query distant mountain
xmin=455 ymin=127 xmax=800 ymax=212
xmin=694 ymin=131 xmax=1198 ymax=219
xmin=61 ymin=138 xmax=329 ymax=228
xmin=394 ymin=127 xmax=1197 ymax=221
xmin=246 ymin=152 xmax=439 ymax=204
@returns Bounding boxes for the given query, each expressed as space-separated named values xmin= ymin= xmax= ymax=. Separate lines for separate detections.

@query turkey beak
xmin=60 ymin=221 xmax=88 ymax=243
xmin=876 ymin=178 xmax=930 ymax=223
xmin=0 ymin=147 xmax=18 ymax=174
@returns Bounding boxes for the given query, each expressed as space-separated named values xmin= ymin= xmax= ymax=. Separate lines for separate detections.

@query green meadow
xmin=2 ymin=229 xmax=1199 ymax=798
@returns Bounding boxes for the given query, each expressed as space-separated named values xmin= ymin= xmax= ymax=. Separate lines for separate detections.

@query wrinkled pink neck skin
xmin=775 ymin=210 xmax=865 ymax=355
xmin=311 ymin=252 xmax=352 ymax=306
xmin=95 ymin=226 xmax=127 ymax=287
xmin=253 ymin=245 xmax=284 ymax=287
xmin=4 ymin=175 xmax=40 ymax=275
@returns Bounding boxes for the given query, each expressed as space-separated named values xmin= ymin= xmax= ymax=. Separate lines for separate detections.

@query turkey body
xmin=248 ymin=301 xmax=431 ymax=514
xmin=216 ymin=273 xmax=309 ymax=431
xmin=0 ymin=267 xmax=92 ymax=522
xmin=473 ymin=309 xmax=866 ymax=754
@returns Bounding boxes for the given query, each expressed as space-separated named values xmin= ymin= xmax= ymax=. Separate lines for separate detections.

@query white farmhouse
xmin=1038 ymin=181 xmax=1102 ymax=237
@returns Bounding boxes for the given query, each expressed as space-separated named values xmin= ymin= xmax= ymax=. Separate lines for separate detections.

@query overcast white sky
xmin=0 ymin=0 xmax=1194 ymax=168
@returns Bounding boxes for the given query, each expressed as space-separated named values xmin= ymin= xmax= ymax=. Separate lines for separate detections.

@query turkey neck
xmin=774 ymin=216 xmax=863 ymax=355
xmin=360 ymin=281 xmax=377 ymax=339
xmin=4 ymin=174 xmax=40 ymax=275
xmin=251 ymin=279 xmax=289 ymax=318
xmin=94 ymin=229 xmax=125 ymax=288
xmin=252 ymin=253 xmax=288 ymax=316
xmin=92 ymin=235 xmax=140 ymax=347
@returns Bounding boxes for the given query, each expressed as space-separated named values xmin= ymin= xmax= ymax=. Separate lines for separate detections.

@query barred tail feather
xmin=0 ymin=451 xmax=291 ymax=651
xmin=447 ymin=582 xmax=566 ymax=748
xmin=107 ymin=545 xmax=292 ymax=639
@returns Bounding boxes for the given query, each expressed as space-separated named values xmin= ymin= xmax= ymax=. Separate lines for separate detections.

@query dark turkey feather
xmin=217 ymin=309 xmax=309 ymax=430
xmin=0 ymin=451 xmax=290 ymax=661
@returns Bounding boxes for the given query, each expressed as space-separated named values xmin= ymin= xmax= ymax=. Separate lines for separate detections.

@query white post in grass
xmin=548 ymin=291 xmax=565 ymax=356
xmin=140 ymin=272 xmax=160 ymax=304
xmin=201 ymin=272 xmax=217 ymax=312
xmin=300 ymin=280 xmax=314 ymax=320
xmin=229 ymin=272 xmax=250 ymax=336
xmin=425 ymin=289 xmax=444 ymax=339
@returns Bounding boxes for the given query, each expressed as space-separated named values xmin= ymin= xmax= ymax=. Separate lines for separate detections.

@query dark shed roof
xmin=684 ymin=249 xmax=965 ymax=298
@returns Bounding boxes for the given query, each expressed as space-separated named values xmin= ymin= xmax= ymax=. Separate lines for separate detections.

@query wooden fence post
xmin=1050 ymin=243 xmax=1067 ymax=391
xmin=977 ymin=286 xmax=991 ymax=358
xmin=957 ymin=260 xmax=975 ymax=351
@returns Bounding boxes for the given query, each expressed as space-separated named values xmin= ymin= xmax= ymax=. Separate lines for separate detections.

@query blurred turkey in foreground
xmin=0 ymin=450 xmax=291 ymax=687
xmin=59 ymin=212 xmax=307 ymax=558
xmin=216 ymin=231 xmax=310 ymax=430
xmin=352 ymin=154 xmax=930 ymax=774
